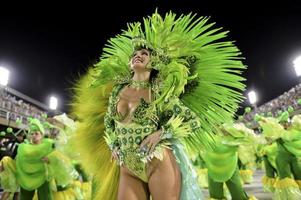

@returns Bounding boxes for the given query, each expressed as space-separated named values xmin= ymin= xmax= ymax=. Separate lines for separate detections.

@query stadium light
xmin=248 ymin=90 xmax=257 ymax=105
xmin=0 ymin=66 xmax=9 ymax=86
xmin=49 ymin=96 xmax=58 ymax=110
xmin=293 ymin=56 xmax=301 ymax=76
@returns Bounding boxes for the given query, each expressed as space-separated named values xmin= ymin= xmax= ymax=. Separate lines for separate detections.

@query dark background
xmin=1 ymin=1 xmax=301 ymax=114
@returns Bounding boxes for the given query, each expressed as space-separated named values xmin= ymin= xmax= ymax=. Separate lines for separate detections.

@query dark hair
xmin=150 ymin=69 xmax=159 ymax=82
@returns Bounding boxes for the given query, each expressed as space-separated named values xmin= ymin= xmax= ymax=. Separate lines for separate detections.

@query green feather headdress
xmin=87 ymin=11 xmax=246 ymax=135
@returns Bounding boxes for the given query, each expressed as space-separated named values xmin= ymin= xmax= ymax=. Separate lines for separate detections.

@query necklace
xmin=129 ymin=80 xmax=151 ymax=89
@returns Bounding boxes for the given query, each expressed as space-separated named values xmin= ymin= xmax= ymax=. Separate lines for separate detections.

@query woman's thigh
xmin=118 ymin=166 xmax=149 ymax=200
xmin=148 ymin=149 xmax=181 ymax=200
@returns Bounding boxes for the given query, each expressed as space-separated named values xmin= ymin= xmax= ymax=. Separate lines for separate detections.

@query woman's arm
xmin=160 ymin=96 xmax=201 ymax=139
xmin=140 ymin=96 xmax=201 ymax=154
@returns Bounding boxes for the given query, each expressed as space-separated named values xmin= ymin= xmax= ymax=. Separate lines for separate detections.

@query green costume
xmin=105 ymin=90 xmax=202 ymax=181
xmin=0 ymin=156 xmax=18 ymax=193
xmin=72 ymin=11 xmax=246 ymax=200
xmin=261 ymin=142 xmax=278 ymax=192
xmin=16 ymin=139 xmax=53 ymax=192
xmin=257 ymin=114 xmax=301 ymax=199
xmin=15 ymin=118 xmax=54 ymax=200
xmin=0 ymin=118 xmax=75 ymax=200
xmin=238 ymin=137 xmax=257 ymax=184
xmin=204 ymin=123 xmax=258 ymax=200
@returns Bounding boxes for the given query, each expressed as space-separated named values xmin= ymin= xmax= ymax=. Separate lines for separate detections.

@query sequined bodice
xmin=104 ymin=83 xmax=202 ymax=182
xmin=114 ymin=120 xmax=157 ymax=182
xmin=115 ymin=121 xmax=157 ymax=150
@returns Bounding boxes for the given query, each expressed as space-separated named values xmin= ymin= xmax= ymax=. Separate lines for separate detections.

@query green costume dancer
xmin=237 ymin=107 xmax=260 ymax=183
xmin=260 ymin=141 xmax=278 ymax=192
xmin=238 ymin=135 xmax=257 ymax=184
xmin=204 ymin=123 xmax=258 ymax=200
xmin=72 ymin=11 xmax=246 ymax=200
xmin=16 ymin=118 xmax=54 ymax=200
xmin=0 ymin=118 xmax=75 ymax=200
xmin=257 ymin=112 xmax=301 ymax=200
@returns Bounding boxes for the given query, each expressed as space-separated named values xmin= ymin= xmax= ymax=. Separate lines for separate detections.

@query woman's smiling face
xmin=130 ymin=49 xmax=151 ymax=71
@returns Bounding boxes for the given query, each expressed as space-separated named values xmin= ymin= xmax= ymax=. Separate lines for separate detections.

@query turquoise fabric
xmin=172 ymin=142 xmax=203 ymax=200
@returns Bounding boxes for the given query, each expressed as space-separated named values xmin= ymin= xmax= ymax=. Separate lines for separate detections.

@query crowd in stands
xmin=0 ymin=91 xmax=47 ymax=124
xmin=243 ymin=83 xmax=301 ymax=124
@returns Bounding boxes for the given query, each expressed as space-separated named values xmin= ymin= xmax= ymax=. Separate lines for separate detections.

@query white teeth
xmin=134 ymin=59 xmax=142 ymax=63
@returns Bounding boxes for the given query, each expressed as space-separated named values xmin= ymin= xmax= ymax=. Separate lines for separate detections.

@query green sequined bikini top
xmin=109 ymin=84 xmax=159 ymax=125
xmin=116 ymin=97 xmax=151 ymax=123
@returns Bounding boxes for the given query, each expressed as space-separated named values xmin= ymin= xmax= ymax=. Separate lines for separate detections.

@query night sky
xmin=1 ymin=1 xmax=301 ymax=114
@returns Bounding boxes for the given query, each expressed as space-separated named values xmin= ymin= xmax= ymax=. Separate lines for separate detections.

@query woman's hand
xmin=111 ymin=148 xmax=119 ymax=162
xmin=140 ymin=130 xmax=163 ymax=155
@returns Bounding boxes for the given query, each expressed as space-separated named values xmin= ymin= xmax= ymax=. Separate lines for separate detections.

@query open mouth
xmin=134 ymin=58 xmax=143 ymax=64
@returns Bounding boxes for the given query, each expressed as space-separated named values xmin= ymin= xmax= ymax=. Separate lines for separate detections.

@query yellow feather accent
xmin=274 ymin=177 xmax=299 ymax=189
xmin=239 ymin=169 xmax=253 ymax=176
xmin=262 ymin=176 xmax=276 ymax=187
xmin=248 ymin=195 xmax=258 ymax=200
xmin=296 ymin=180 xmax=301 ymax=189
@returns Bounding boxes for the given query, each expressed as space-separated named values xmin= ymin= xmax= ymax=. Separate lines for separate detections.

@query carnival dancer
xmin=204 ymin=122 xmax=258 ymax=200
xmin=72 ymin=11 xmax=246 ymax=200
xmin=257 ymin=111 xmax=301 ymax=199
